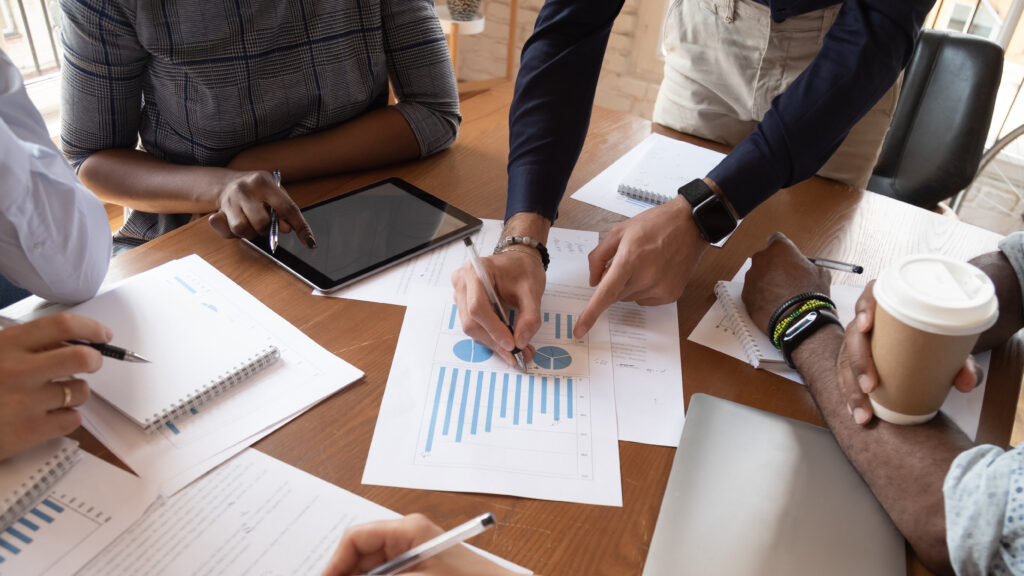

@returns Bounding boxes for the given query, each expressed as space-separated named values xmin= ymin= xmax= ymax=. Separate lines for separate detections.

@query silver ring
xmin=61 ymin=382 xmax=72 ymax=409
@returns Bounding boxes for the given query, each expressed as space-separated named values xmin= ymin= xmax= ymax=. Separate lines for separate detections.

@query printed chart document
xmin=569 ymin=133 xmax=738 ymax=247
xmin=364 ymin=297 xmax=622 ymax=506
xmin=687 ymin=262 xmax=990 ymax=440
xmin=0 ymin=452 xmax=156 ymax=576
xmin=77 ymin=255 xmax=364 ymax=496
xmin=320 ymin=219 xmax=685 ymax=447
xmin=79 ymin=450 xmax=527 ymax=575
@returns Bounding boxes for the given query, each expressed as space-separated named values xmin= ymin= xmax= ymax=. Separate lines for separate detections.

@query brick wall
xmin=454 ymin=0 xmax=665 ymax=120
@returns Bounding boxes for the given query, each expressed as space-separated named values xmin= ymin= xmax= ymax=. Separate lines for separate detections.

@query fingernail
xmin=854 ymin=407 xmax=870 ymax=425
xmin=857 ymin=374 xmax=872 ymax=394
xmin=307 ymin=234 xmax=317 ymax=249
xmin=104 ymin=327 xmax=114 ymax=342
xmin=856 ymin=312 xmax=869 ymax=331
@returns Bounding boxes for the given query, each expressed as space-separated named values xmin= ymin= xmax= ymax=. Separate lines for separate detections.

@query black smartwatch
xmin=677 ymin=179 xmax=737 ymax=244
xmin=779 ymin=309 xmax=843 ymax=369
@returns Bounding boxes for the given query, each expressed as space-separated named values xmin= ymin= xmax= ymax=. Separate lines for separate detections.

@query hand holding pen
xmin=463 ymin=238 xmax=528 ymax=371
xmin=321 ymin=513 xmax=513 ymax=576
xmin=207 ymin=169 xmax=317 ymax=249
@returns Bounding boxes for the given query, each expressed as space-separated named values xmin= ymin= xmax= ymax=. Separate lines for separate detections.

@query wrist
xmin=503 ymin=211 xmax=551 ymax=244
xmin=791 ymin=324 xmax=845 ymax=374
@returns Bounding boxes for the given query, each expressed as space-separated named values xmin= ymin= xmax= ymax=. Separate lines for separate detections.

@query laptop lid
xmin=643 ymin=394 xmax=904 ymax=576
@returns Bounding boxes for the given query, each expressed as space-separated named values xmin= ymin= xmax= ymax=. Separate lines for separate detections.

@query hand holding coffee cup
xmin=867 ymin=255 xmax=998 ymax=425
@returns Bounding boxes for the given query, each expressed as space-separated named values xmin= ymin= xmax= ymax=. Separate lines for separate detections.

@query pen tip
xmin=463 ymin=237 xmax=472 ymax=247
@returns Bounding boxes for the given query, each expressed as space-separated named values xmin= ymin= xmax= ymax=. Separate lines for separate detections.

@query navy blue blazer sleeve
xmin=708 ymin=0 xmax=934 ymax=217
xmin=504 ymin=0 xmax=625 ymax=223
xmin=506 ymin=0 xmax=932 ymax=223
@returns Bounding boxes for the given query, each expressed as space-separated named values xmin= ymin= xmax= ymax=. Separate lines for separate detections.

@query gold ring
xmin=62 ymin=382 xmax=72 ymax=409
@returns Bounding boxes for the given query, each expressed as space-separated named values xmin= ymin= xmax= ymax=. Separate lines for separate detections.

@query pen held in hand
xmin=463 ymin=238 xmax=528 ymax=372
xmin=269 ymin=169 xmax=281 ymax=254
xmin=807 ymin=257 xmax=863 ymax=275
xmin=364 ymin=513 xmax=496 ymax=575
xmin=0 ymin=314 xmax=150 ymax=363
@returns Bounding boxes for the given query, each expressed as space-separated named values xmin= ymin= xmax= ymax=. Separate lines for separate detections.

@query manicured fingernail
xmin=857 ymin=374 xmax=873 ymax=394
xmin=307 ymin=234 xmax=317 ymax=249
xmin=857 ymin=312 xmax=869 ymax=331
xmin=854 ymin=407 xmax=870 ymax=425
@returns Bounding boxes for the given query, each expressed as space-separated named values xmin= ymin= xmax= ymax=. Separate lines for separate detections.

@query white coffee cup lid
xmin=873 ymin=254 xmax=998 ymax=336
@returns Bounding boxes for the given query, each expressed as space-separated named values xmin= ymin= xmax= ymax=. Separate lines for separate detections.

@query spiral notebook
xmin=0 ymin=437 xmax=80 ymax=531
xmin=711 ymin=280 xmax=862 ymax=369
xmin=66 ymin=261 xmax=280 ymax=434
xmin=616 ymin=134 xmax=726 ymax=205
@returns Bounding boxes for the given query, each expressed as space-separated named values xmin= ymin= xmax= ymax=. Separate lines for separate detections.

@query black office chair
xmin=868 ymin=30 xmax=1004 ymax=209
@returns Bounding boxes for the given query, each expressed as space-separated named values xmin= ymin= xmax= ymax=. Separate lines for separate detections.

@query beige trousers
xmin=653 ymin=0 xmax=901 ymax=189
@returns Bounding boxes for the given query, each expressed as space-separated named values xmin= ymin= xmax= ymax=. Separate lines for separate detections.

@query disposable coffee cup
xmin=869 ymin=255 xmax=998 ymax=425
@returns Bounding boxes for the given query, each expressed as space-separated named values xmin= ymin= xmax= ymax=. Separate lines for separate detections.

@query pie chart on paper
xmin=453 ymin=339 xmax=494 ymax=363
xmin=533 ymin=346 xmax=572 ymax=370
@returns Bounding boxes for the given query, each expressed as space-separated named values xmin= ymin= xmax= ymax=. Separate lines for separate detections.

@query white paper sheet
xmin=687 ymin=262 xmax=991 ymax=440
xmin=364 ymin=296 xmax=622 ymax=506
xmin=79 ymin=449 xmax=528 ymax=575
xmin=569 ymin=133 xmax=739 ymax=247
xmin=318 ymin=220 xmax=686 ymax=447
xmin=77 ymin=255 xmax=364 ymax=496
xmin=0 ymin=452 xmax=156 ymax=576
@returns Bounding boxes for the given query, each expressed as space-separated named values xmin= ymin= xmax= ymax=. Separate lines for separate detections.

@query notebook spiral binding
xmin=0 ymin=441 xmax=80 ymax=531
xmin=713 ymin=281 xmax=767 ymax=368
xmin=616 ymin=183 xmax=672 ymax=206
xmin=142 ymin=345 xmax=280 ymax=434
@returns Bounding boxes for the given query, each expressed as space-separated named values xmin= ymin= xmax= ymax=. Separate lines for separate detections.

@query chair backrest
xmin=868 ymin=30 xmax=1003 ymax=208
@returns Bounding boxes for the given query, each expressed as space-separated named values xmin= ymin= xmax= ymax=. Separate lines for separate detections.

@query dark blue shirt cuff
xmin=505 ymin=164 xmax=563 ymax=223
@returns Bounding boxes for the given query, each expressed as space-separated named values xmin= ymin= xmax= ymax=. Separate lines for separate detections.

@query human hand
xmin=741 ymin=232 xmax=831 ymax=334
xmin=451 ymin=249 xmax=542 ymax=366
xmin=321 ymin=514 xmax=517 ymax=576
xmin=573 ymin=195 xmax=706 ymax=338
xmin=836 ymin=282 xmax=983 ymax=425
xmin=207 ymin=170 xmax=316 ymax=248
xmin=0 ymin=314 xmax=109 ymax=461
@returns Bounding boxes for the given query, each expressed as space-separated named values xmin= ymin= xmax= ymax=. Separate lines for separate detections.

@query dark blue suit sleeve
xmin=708 ymin=0 xmax=934 ymax=217
xmin=504 ymin=0 xmax=625 ymax=222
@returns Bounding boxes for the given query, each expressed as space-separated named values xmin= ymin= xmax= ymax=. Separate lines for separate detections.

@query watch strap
xmin=779 ymin=308 xmax=842 ymax=369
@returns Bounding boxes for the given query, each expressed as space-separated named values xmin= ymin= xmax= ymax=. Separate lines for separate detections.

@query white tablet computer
xmin=244 ymin=178 xmax=482 ymax=292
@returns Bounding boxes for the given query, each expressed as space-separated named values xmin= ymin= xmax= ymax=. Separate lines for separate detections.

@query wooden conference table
xmin=74 ymin=84 xmax=1021 ymax=575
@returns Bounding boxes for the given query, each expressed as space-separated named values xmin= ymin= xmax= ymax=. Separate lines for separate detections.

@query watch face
xmin=693 ymin=197 xmax=736 ymax=243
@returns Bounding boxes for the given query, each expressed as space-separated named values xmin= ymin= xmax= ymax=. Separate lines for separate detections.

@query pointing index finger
xmin=575 ymin=258 xmax=629 ymax=338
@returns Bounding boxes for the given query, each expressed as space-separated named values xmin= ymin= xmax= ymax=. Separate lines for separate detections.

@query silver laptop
xmin=643 ymin=394 xmax=904 ymax=576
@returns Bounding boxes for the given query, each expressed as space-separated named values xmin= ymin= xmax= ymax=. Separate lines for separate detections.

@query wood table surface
xmin=71 ymin=83 xmax=1022 ymax=576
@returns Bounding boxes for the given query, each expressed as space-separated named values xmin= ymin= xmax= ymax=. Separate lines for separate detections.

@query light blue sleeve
xmin=944 ymin=444 xmax=1024 ymax=575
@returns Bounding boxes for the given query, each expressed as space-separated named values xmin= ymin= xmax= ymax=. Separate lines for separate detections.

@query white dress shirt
xmin=0 ymin=50 xmax=110 ymax=304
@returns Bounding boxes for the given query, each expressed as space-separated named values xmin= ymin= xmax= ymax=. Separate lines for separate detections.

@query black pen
xmin=0 ymin=315 xmax=150 ymax=363
xmin=270 ymin=170 xmax=281 ymax=254
xmin=807 ymin=257 xmax=863 ymax=274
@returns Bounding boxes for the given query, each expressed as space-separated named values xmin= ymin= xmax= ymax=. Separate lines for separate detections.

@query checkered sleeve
xmin=59 ymin=0 xmax=149 ymax=170
xmin=381 ymin=0 xmax=460 ymax=157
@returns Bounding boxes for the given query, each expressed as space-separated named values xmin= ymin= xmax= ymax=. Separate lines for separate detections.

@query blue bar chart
xmin=0 ymin=492 xmax=108 ymax=572
xmin=416 ymin=365 xmax=592 ymax=479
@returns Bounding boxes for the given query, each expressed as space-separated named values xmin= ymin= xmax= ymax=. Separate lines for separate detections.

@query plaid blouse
xmin=58 ymin=0 xmax=460 ymax=251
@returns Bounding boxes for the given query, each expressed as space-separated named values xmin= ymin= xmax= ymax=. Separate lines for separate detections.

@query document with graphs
xmin=363 ymin=296 xmax=622 ymax=506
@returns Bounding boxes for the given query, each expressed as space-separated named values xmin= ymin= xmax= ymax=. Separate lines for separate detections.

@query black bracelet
xmin=494 ymin=235 xmax=550 ymax=271
xmin=766 ymin=291 xmax=835 ymax=339
xmin=780 ymin=308 xmax=843 ymax=369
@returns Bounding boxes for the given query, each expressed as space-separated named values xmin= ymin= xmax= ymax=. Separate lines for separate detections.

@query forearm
xmin=972 ymin=250 xmax=1024 ymax=351
xmin=795 ymin=327 xmax=972 ymax=574
xmin=227 ymin=107 xmax=420 ymax=182
xmin=79 ymin=149 xmax=237 ymax=214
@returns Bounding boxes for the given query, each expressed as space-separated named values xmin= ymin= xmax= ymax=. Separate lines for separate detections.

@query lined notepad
xmin=66 ymin=262 xmax=280 ymax=433
xmin=616 ymin=134 xmax=726 ymax=205
xmin=0 ymin=437 xmax=80 ymax=531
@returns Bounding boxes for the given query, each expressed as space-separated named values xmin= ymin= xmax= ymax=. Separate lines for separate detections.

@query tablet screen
xmin=249 ymin=178 xmax=481 ymax=291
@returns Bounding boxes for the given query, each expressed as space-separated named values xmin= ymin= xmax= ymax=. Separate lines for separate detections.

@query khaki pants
xmin=653 ymin=0 xmax=901 ymax=189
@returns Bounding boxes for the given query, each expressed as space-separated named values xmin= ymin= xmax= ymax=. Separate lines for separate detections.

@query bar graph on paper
xmin=416 ymin=303 xmax=594 ymax=479
xmin=0 ymin=491 xmax=109 ymax=573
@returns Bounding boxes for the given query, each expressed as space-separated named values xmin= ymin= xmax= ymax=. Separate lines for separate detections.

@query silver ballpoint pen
xmin=807 ymin=256 xmax=864 ymax=274
xmin=0 ymin=315 xmax=150 ymax=363
xmin=364 ymin=513 xmax=496 ymax=575
xmin=463 ymin=237 xmax=528 ymax=372
xmin=269 ymin=169 xmax=281 ymax=254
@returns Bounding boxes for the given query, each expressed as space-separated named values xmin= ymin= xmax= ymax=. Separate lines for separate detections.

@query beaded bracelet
xmin=766 ymin=291 xmax=835 ymax=341
xmin=494 ymin=235 xmax=550 ymax=271
xmin=772 ymin=299 xmax=836 ymax=350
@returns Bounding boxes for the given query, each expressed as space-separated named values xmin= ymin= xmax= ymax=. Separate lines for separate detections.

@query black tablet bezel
xmin=243 ymin=177 xmax=482 ymax=292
